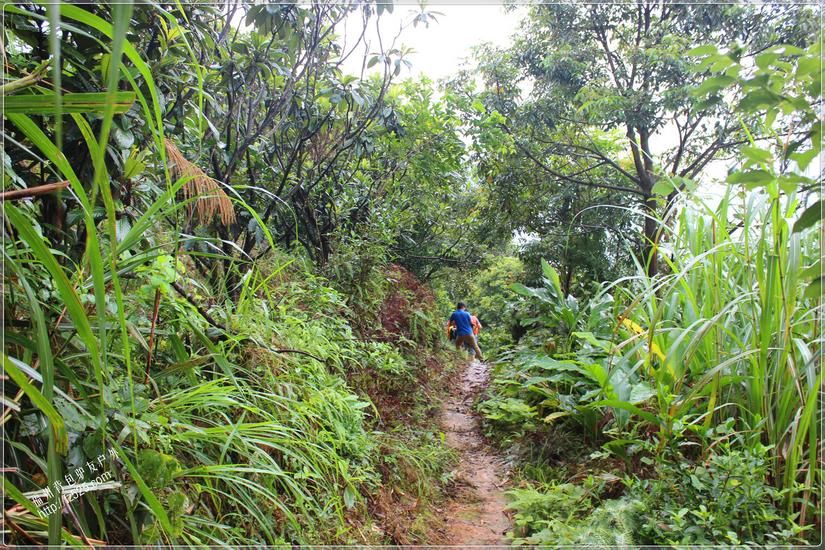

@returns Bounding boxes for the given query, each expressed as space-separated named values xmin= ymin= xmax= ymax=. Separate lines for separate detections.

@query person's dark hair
xmin=457 ymin=302 xmax=466 ymax=309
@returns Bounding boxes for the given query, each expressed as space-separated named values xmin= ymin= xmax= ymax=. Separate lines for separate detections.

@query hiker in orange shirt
xmin=471 ymin=314 xmax=482 ymax=337
xmin=469 ymin=314 xmax=483 ymax=359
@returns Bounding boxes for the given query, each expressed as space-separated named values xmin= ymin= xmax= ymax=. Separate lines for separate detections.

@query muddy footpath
xmin=439 ymin=360 xmax=510 ymax=545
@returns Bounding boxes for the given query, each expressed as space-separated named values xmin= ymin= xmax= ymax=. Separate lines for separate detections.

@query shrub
xmin=506 ymin=479 xmax=640 ymax=546
xmin=628 ymin=445 xmax=809 ymax=545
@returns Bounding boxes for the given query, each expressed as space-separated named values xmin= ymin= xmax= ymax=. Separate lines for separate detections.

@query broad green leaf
xmin=776 ymin=174 xmax=814 ymax=193
xmin=796 ymin=55 xmax=820 ymax=78
xmin=510 ymin=282 xmax=535 ymax=297
xmin=709 ymin=56 xmax=734 ymax=73
xmin=803 ymin=277 xmax=823 ymax=300
xmin=652 ymin=179 xmax=676 ymax=196
xmin=738 ymin=88 xmax=782 ymax=112
xmin=687 ymin=44 xmax=718 ymax=56
xmin=590 ymin=399 xmax=661 ymax=426
xmin=628 ymin=383 xmax=656 ymax=404
xmin=572 ymin=331 xmax=613 ymax=351
xmin=343 ymin=484 xmax=357 ymax=509
xmin=740 ymin=146 xmax=773 ymax=164
xmin=693 ymin=75 xmax=734 ymax=97
xmin=790 ymin=148 xmax=818 ymax=171
xmin=726 ymin=169 xmax=773 ymax=187
xmin=541 ymin=259 xmax=562 ymax=295
xmin=792 ymin=200 xmax=822 ymax=233
xmin=755 ymin=52 xmax=779 ymax=70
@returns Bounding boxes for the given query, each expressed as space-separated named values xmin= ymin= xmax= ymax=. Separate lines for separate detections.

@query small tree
xmin=457 ymin=1 xmax=818 ymax=275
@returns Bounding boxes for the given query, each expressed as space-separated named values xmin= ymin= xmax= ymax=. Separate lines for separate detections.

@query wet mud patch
xmin=440 ymin=360 xmax=510 ymax=545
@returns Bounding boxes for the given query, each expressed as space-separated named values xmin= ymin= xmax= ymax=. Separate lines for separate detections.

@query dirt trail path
xmin=440 ymin=360 xmax=510 ymax=546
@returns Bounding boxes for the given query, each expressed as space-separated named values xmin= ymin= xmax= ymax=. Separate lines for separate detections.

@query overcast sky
xmin=338 ymin=4 xmax=739 ymax=190
xmin=341 ymin=5 xmax=524 ymax=81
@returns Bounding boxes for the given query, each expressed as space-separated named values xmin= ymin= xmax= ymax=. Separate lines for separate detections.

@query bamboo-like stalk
xmin=0 ymin=59 xmax=50 ymax=95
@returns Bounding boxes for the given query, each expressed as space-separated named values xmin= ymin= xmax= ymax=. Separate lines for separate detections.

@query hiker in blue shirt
xmin=448 ymin=302 xmax=484 ymax=361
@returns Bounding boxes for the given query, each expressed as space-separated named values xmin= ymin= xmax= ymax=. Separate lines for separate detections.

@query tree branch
xmin=507 ymin=128 xmax=646 ymax=196
xmin=0 ymin=181 xmax=69 ymax=201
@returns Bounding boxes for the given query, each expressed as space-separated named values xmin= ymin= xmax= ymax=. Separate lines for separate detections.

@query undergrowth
xmin=5 ymin=240 xmax=458 ymax=544
xmin=477 ymin=66 xmax=822 ymax=544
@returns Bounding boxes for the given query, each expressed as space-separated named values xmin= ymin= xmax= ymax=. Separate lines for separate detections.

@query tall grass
xmin=3 ymin=3 xmax=447 ymax=545
xmin=606 ymin=186 xmax=821 ymax=521
xmin=482 ymin=187 xmax=820 ymax=544
xmin=3 ymin=2 xmax=194 ymax=542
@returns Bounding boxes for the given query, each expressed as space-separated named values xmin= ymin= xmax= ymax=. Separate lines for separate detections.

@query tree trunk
xmin=563 ymin=263 xmax=575 ymax=297
xmin=628 ymin=126 xmax=660 ymax=276
xmin=643 ymin=194 xmax=659 ymax=277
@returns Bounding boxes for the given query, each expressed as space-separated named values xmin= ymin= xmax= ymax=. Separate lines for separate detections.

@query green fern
xmin=507 ymin=482 xmax=641 ymax=547
xmin=578 ymin=498 xmax=639 ymax=547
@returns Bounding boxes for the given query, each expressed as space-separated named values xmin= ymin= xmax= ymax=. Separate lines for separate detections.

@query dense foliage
xmin=2 ymin=1 xmax=474 ymax=544
xmin=477 ymin=30 xmax=822 ymax=546
xmin=450 ymin=1 xmax=818 ymax=279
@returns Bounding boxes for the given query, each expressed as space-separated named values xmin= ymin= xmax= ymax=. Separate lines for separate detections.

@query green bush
xmin=505 ymin=444 xmax=808 ymax=546
xmin=628 ymin=445 xmax=809 ymax=545
xmin=479 ymin=396 xmax=538 ymax=437
xmin=506 ymin=478 xmax=639 ymax=546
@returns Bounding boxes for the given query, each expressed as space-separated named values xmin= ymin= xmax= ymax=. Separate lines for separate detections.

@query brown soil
xmin=439 ymin=360 xmax=510 ymax=546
